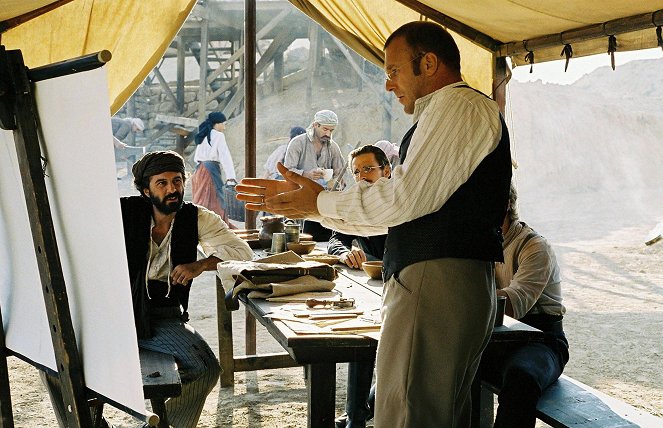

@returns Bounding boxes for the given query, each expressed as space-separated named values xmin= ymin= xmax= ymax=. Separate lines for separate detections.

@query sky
xmin=510 ymin=47 xmax=663 ymax=85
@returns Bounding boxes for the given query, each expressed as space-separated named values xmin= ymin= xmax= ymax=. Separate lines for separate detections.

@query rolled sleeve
xmin=197 ymin=207 xmax=253 ymax=262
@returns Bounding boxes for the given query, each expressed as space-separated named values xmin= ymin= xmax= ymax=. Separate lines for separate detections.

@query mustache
xmin=165 ymin=192 xmax=182 ymax=200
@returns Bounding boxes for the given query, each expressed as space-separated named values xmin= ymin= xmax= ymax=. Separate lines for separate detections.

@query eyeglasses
xmin=384 ymin=53 xmax=426 ymax=81
xmin=352 ymin=165 xmax=384 ymax=177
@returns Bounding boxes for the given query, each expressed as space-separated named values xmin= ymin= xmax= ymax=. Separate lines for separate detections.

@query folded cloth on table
xmin=218 ymin=251 xmax=337 ymax=310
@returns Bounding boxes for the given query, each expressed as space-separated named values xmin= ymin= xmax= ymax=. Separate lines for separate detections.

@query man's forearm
xmin=198 ymin=256 xmax=223 ymax=272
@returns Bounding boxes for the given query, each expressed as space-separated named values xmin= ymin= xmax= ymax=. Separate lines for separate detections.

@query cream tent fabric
xmin=289 ymin=0 xmax=663 ymax=92
xmin=2 ymin=0 xmax=663 ymax=109
xmin=1 ymin=0 xmax=196 ymax=114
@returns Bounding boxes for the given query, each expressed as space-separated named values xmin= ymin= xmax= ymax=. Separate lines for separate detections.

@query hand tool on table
xmin=305 ymin=297 xmax=355 ymax=309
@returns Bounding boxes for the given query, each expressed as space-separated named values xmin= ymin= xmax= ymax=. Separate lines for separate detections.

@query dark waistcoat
xmin=120 ymin=196 xmax=198 ymax=335
xmin=383 ymin=90 xmax=512 ymax=281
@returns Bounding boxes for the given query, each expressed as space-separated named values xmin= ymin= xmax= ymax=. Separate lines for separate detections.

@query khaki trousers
xmin=374 ymin=258 xmax=496 ymax=428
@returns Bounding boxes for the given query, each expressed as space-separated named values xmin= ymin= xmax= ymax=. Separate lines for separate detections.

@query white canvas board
xmin=0 ymin=67 xmax=145 ymax=417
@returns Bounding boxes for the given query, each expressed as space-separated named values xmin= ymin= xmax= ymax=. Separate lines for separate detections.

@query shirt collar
xmin=412 ymin=81 xmax=467 ymax=123
xmin=503 ymin=220 xmax=526 ymax=248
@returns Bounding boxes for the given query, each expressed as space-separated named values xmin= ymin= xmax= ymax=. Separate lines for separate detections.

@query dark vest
xmin=120 ymin=196 xmax=198 ymax=336
xmin=383 ymin=89 xmax=512 ymax=281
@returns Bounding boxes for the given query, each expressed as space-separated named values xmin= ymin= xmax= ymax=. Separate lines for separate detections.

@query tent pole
xmin=244 ymin=0 xmax=257 ymax=229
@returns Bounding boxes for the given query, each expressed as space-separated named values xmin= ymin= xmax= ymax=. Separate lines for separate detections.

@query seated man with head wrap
xmin=283 ymin=110 xmax=344 ymax=241
xmin=262 ymin=126 xmax=307 ymax=179
xmin=191 ymin=112 xmax=237 ymax=226
xmin=42 ymin=151 xmax=253 ymax=428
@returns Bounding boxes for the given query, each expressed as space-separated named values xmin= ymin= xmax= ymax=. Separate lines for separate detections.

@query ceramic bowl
xmin=286 ymin=240 xmax=316 ymax=255
xmin=361 ymin=261 xmax=383 ymax=280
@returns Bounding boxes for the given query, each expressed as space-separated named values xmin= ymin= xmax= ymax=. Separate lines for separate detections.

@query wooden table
xmin=224 ymin=262 xmax=543 ymax=427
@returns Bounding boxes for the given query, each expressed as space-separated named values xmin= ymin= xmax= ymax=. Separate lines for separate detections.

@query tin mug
xmin=270 ymin=232 xmax=287 ymax=253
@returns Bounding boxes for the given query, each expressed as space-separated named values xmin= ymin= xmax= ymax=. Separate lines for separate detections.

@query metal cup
xmin=495 ymin=296 xmax=506 ymax=327
xmin=270 ymin=232 xmax=287 ymax=253
xmin=284 ymin=223 xmax=300 ymax=245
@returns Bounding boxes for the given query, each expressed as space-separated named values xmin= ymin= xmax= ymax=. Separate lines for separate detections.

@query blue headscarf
xmin=195 ymin=112 xmax=226 ymax=145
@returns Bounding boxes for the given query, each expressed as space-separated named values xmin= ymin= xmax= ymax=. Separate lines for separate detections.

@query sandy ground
xmin=6 ymin=171 xmax=662 ymax=428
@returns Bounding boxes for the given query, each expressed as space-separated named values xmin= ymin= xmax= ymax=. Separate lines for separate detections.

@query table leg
xmin=245 ymin=311 xmax=256 ymax=355
xmin=216 ymin=277 xmax=235 ymax=387
xmin=470 ymin=376 xmax=495 ymax=428
xmin=306 ymin=363 xmax=336 ymax=428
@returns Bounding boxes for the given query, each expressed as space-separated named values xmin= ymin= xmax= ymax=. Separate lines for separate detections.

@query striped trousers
xmin=138 ymin=316 xmax=221 ymax=428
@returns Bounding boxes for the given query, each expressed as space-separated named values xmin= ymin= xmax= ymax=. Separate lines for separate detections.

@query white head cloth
xmin=306 ymin=110 xmax=338 ymax=140
xmin=130 ymin=117 xmax=145 ymax=132
xmin=374 ymin=140 xmax=399 ymax=159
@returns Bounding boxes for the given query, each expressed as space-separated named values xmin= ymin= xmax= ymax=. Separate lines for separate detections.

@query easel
xmin=0 ymin=46 xmax=111 ymax=428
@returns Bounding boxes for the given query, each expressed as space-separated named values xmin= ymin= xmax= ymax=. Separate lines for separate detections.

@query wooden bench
xmin=478 ymin=374 xmax=663 ymax=427
xmin=91 ymin=348 xmax=181 ymax=427
xmin=139 ymin=348 xmax=182 ymax=428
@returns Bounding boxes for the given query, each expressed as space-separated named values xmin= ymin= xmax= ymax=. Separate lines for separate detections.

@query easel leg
xmin=0 ymin=304 xmax=15 ymax=428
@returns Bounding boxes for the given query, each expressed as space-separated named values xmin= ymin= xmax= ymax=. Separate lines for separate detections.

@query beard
xmin=150 ymin=191 xmax=183 ymax=215
xmin=319 ymin=135 xmax=331 ymax=144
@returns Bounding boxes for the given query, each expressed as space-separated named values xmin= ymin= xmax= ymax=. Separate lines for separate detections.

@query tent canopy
xmin=2 ymin=0 xmax=663 ymax=110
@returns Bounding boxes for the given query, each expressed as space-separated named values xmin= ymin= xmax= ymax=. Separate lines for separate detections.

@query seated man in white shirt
xmin=480 ymin=182 xmax=569 ymax=428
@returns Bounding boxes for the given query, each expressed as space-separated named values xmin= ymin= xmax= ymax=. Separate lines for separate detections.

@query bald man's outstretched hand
xmin=236 ymin=162 xmax=324 ymax=218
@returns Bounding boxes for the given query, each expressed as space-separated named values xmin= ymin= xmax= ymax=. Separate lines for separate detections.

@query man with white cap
xmin=283 ymin=109 xmax=344 ymax=184
xmin=112 ymin=116 xmax=145 ymax=149
xmin=283 ymin=109 xmax=345 ymax=241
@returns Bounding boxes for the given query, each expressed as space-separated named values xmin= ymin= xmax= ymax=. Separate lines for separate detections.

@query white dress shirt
xmin=317 ymin=81 xmax=502 ymax=236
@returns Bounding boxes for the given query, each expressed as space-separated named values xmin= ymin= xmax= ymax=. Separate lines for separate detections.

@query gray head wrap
xmin=132 ymin=150 xmax=185 ymax=192
xmin=306 ymin=109 xmax=338 ymax=140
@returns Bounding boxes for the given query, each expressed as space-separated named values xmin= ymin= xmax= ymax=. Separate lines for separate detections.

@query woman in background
xmin=191 ymin=112 xmax=237 ymax=227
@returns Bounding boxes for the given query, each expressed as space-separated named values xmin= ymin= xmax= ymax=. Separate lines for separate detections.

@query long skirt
xmin=191 ymin=161 xmax=234 ymax=228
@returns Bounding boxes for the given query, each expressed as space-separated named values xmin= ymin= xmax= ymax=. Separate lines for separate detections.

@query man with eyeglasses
xmin=328 ymin=144 xmax=391 ymax=270
xmin=237 ymin=21 xmax=511 ymax=427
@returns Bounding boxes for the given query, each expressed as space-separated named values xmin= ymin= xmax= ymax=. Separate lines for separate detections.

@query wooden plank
xmin=155 ymin=114 xmax=199 ymax=128
xmin=198 ymin=18 xmax=209 ymax=122
xmin=204 ymin=7 xmax=290 ymax=86
xmin=224 ymin=31 xmax=296 ymax=117
xmin=140 ymin=349 xmax=181 ymax=399
xmin=537 ymin=375 xmax=663 ymax=428
xmin=152 ymin=68 xmax=178 ymax=107
xmin=233 ymin=353 xmax=300 ymax=372
xmin=329 ymin=37 xmax=391 ymax=117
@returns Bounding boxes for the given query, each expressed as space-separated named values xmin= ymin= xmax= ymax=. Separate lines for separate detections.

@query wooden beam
xmin=198 ymin=18 xmax=209 ymax=122
xmin=329 ymin=37 xmax=392 ymax=117
xmin=223 ymin=32 xmax=296 ymax=116
xmin=0 ymin=0 xmax=75 ymax=33
xmin=498 ymin=9 xmax=663 ymax=58
xmin=205 ymin=7 xmax=290 ymax=86
xmin=152 ymin=68 xmax=178 ymax=108
xmin=306 ymin=23 xmax=318 ymax=109
xmin=393 ymin=0 xmax=500 ymax=51
xmin=245 ymin=0 xmax=257 ymax=229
